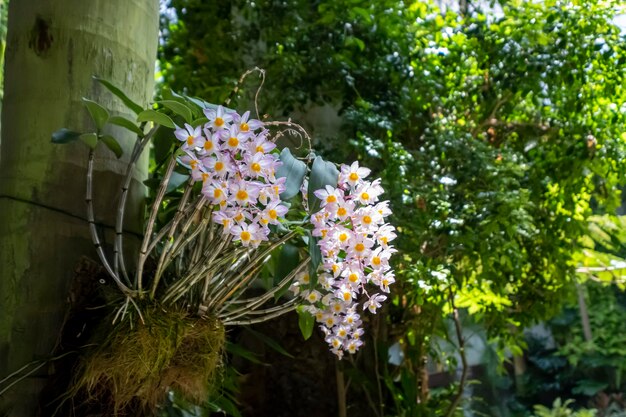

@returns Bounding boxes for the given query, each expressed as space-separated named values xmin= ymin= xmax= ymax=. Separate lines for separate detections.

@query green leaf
xmin=108 ymin=115 xmax=144 ymax=136
xmin=157 ymin=100 xmax=194 ymax=123
xmin=275 ymin=148 xmax=307 ymax=200
xmin=308 ymin=232 xmax=321 ymax=284
xmin=190 ymin=116 xmax=208 ymax=127
xmin=79 ymin=133 xmax=98 ymax=149
xmin=225 ymin=342 xmax=265 ymax=365
xmin=153 ymin=126 xmax=175 ymax=165
xmin=93 ymin=76 xmax=143 ymax=114
xmin=82 ymin=98 xmax=109 ymax=130
xmin=100 ymin=134 xmax=123 ymax=158
xmin=307 ymin=156 xmax=339 ymax=213
xmin=275 ymin=243 xmax=300 ymax=282
xmin=51 ymin=128 xmax=81 ymax=144
xmin=244 ymin=327 xmax=295 ymax=358
xmin=274 ymin=243 xmax=301 ymax=300
xmin=137 ymin=109 xmax=175 ymax=129
xmin=297 ymin=307 xmax=315 ymax=341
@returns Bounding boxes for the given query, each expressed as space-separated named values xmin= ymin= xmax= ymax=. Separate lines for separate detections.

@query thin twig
xmin=85 ymin=150 xmax=132 ymax=295
xmin=443 ymin=289 xmax=468 ymax=417
xmin=138 ymin=154 xmax=177 ymax=296
xmin=113 ymin=127 xmax=157 ymax=284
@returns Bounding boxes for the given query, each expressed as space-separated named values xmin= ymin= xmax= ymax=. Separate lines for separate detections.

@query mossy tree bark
xmin=0 ymin=1 xmax=158 ymax=414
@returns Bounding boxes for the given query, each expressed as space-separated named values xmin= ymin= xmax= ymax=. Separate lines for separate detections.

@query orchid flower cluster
xmin=292 ymin=162 xmax=397 ymax=358
xmin=174 ymin=106 xmax=286 ymax=248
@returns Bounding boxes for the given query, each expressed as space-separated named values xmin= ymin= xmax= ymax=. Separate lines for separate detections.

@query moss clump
xmin=71 ymin=305 xmax=224 ymax=415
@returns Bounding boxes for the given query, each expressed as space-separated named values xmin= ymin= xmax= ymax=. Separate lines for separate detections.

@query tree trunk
xmin=0 ymin=1 xmax=158 ymax=415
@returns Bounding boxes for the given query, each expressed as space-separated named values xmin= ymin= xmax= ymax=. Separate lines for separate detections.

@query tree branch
xmin=444 ymin=289 xmax=468 ymax=417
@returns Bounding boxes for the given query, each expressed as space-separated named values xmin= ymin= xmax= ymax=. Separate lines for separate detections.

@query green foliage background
xmin=159 ymin=0 xmax=626 ymax=414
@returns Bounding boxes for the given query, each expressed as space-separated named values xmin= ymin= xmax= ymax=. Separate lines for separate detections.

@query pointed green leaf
xmin=153 ymin=125 xmax=176 ymax=165
xmin=307 ymin=156 xmax=339 ymax=213
xmin=191 ymin=116 xmax=208 ymax=127
xmin=157 ymin=100 xmax=194 ymax=123
xmin=225 ymin=342 xmax=266 ymax=365
xmin=297 ymin=307 xmax=315 ymax=341
xmin=245 ymin=328 xmax=295 ymax=358
xmin=275 ymin=148 xmax=307 ymax=200
xmin=137 ymin=109 xmax=175 ymax=129
xmin=100 ymin=134 xmax=123 ymax=158
xmin=308 ymin=232 xmax=321 ymax=285
xmin=93 ymin=76 xmax=143 ymax=114
xmin=108 ymin=115 xmax=144 ymax=136
xmin=79 ymin=133 xmax=98 ymax=149
xmin=51 ymin=128 xmax=81 ymax=144
xmin=82 ymin=98 xmax=109 ymax=130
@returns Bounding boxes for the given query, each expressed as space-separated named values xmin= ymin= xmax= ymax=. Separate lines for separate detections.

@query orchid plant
xmin=52 ymin=75 xmax=396 ymax=357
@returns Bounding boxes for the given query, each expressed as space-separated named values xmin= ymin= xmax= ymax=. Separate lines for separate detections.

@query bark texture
xmin=0 ymin=1 xmax=158 ymax=414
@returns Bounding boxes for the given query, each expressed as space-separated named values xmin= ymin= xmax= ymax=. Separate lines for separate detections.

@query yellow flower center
xmin=337 ymin=207 xmax=347 ymax=217
xmin=236 ymin=190 xmax=248 ymax=201
xmin=256 ymin=145 xmax=264 ymax=153
xmin=338 ymin=329 xmax=347 ymax=337
xmin=213 ymin=189 xmax=222 ymax=199
xmin=332 ymin=339 xmax=341 ymax=348
xmin=339 ymin=233 xmax=348 ymax=242
xmin=201 ymin=173 xmax=209 ymax=182
xmin=234 ymin=213 xmax=244 ymax=222
xmin=187 ymin=135 xmax=194 ymax=145
xmin=240 ymin=231 xmax=251 ymax=241
xmin=321 ymin=229 xmax=328 ymax=238
xmin=349 ymin=172 xmax=359 ymax=181
xmin=190 ymin=160 xmax=198 ymax=170
xmin=349 ymin=273 xmax=358 ymax=283
xmin=215 ymin=161 xmax=224 ymax=171
xmin=332 ymin=264 xmax=339 ymax=273
xmin=222 ymin=219 xmax=230 ymax=227
xmin=381 ymin=237 xmax=388 ymax=245
xmin=204 ymin=140 xmax=213 ymax=151
xmin=326 ymin=318 xmax=334 ymax=326
xmin=333 ymin=304 xmax=342 ymax=312
xmin=363 ymin=215 xmax=372 ymax=224
xmin=228 ymin=137 xmax=239 ymax=147
xmin=372 ymin=256 xmax=381 ymax=266
xmin=302 ymin=274 xmax=310 ymax=284
xmin=361 ymin=192 xmax=370 ymax=201
xmin=382 ymin=279 xmax=389 ymax=287
xmin=326 ymin=195 xmax=337 ymax=204
xmin=343 ymin=292 xmax=351 ymax=301
xmin=355 ymin=243 xmax=365 ymax=252
xmin=251 ymin=162 xmax=261 ymax=172
xmin=240 ymin=122 xmax=249 ymax=132
xmin=260 ymin=218 xmax=269 ymax=225
xmin=268 ymin=209 xmax=277 ymax=220
xmin=215 ymin=117 xmax=224 ymax=127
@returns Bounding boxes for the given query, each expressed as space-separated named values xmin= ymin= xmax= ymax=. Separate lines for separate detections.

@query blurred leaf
xmin=82 ymin=97 xmax=109 ymax=130
xmin=100 ymin=134 xmax=123 ymax=158
xmin=108 ymin=115 xmax=144 ymax=136
xmin=94 ymin=76 xmax=143 ymax=114
xmin=307 ymin=156 xmax=338 ymax=213
xmin=51 ymin=128 xmax=81 ymax=144
xmin=137 ymin=109 xmax=175 ymax=128
xmin=275 ymin=148 xmax=307 ymax=200
xmin=297 ymin=306 xmax=315 ymax=341
xmin=79 ymin=133 xmax=98 ymax=149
